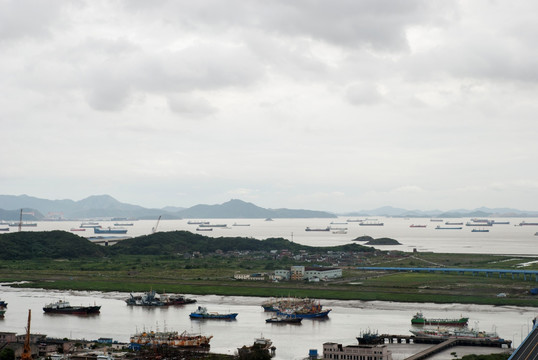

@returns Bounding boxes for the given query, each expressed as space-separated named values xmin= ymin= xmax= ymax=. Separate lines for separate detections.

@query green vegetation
xmin=1 ymin=231 xmax=538 ymax=307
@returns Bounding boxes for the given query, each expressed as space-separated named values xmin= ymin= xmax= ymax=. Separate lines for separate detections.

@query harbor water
xmin=0 ymin=286 xmax=536 ymax=359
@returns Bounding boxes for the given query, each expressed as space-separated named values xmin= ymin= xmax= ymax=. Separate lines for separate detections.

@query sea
xmin=1 ymin=217 xmax=538 ymax=359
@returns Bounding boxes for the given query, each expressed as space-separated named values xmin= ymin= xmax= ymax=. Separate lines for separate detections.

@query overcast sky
xmin=1 ymin=1 xmax=537 ymax=212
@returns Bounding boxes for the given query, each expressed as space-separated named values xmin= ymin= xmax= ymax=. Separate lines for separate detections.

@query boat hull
xmin=189 ymin=313 xmax=238 ymax=320
xmin=43 ymin=306 xmax=101 ymax=315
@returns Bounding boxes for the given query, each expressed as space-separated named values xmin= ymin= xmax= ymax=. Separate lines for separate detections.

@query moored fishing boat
xmin=43 ymin=300 xmax=101 ymax=315
xmin=410 ymin=327 xmax=500 ymax=341
xmin=411 ymin=312 xmax=468 ymax=326
xmin=125 ymin=290 xmax=165 ymax=306
xmin=130 ymin=330 xmax=212 ymax=349
xmin=265 ymin=314 xmax=302 ymax=324
xmin=189 ymin=306 xmax=238 ymax=320
xmin=160 ymin=293 xmax=197 ymax=306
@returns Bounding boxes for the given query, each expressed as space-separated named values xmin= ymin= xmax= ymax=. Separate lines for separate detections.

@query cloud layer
xmin=1 ymin=0 xmax=537 ymax=211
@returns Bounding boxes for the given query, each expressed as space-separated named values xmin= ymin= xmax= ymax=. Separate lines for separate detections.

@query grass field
xmin=1 ymin=253 xmax=538 ymax=307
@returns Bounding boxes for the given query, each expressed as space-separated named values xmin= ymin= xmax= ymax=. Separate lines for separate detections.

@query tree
xmin=0 ymin=348 xmax=15 ymax=360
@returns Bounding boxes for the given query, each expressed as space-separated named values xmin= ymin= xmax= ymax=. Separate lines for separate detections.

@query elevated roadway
xmin=509 ymin=319 xmax=538 ymax=360
xmin=355 ymin=267 xmax=538 ymax=281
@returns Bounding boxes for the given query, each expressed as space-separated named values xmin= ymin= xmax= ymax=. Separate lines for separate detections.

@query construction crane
xmin=21 ymin=309 xmax=32 ymax=360
xmin=152 ymin=215 xmax=162 ymax=234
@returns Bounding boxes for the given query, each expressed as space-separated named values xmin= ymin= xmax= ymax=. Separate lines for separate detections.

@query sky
xmin=1 ymin=0 xmax=538 ymax=212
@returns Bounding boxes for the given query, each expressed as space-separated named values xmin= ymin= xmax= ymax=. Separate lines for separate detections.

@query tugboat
xmin=43 ymin=300 xmax=101 ymax=315
xmin=189 ymin=306 xmax=238 ymax=320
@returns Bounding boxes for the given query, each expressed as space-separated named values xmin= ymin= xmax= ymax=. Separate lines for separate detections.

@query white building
xmin=274 ymin=266 xmax=342 ymax=281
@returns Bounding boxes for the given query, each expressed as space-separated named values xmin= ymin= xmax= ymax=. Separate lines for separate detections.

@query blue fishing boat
xmin=189 ymin=306 xmax=238 ymax=320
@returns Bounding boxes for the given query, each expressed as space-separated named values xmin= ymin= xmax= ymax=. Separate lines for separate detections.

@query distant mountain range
xmin=0 ymin=195 xmax=336 ymax=220
xmin=343 ymin=205 xmax=538 ymax=218
xmin=0 ymin=194 xmax=537 ymax=220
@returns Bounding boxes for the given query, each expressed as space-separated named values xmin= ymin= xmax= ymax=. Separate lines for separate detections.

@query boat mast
xmin=18 ymin=209 xmax=23 ymax=232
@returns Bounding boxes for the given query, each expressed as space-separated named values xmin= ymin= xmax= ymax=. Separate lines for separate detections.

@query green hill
xmin=108 ymin=230 xmax=374 ymax=255
xmin=0 ymin=230 xmax=374 ymax=259
xmin=0 ymin=231 xmax=106 ymax=259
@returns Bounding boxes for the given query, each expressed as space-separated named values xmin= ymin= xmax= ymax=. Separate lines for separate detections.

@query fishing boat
xmin=409 ymin=224 xmax=427 ymax=228
xmin=94 ymin=227 xmax=128 ymax=234
xmin=125 ymin=290 xmax=165 ymax=306
xmin=332 ymin=230 xmax=347 ymax=234
xmin=265 ymin=314 xmax=302 ymax=324
xmin=411 ymin=312 xmax=468 ymax=326
xmin=0 ymin=227 xmax=9 ymax=232
xmin=435 ymin=225 xmax=462 ymax=230
xmin=445 ymin=222 xmax=463 ymax=225
xmin=198 ymin=223 xmax=227 ymax=228
xmin=114 ymin=223 xmax=133 ymax=226
xmin=232 ymin=223 xmax=251 ymax=226
xmin=130 ymin=330 xmax=212 ymax=348
xmin=187 ymin=220 xmax=210 ymax=225
xmin=70 ymin=228 xmax=86 ymax=232
xmin=237 ymin=337 xmax=275 ymax=358
xmin=276 ymin=301 xmax=331 ymax=319
xmin=471 ymin=228 xmax=490 ymax=232
xmin=189 ymin=306 xmax=238 ymax=320
xmin=261 ymin=297 xmax=318 ymax=312
xmin=196 ymin=227 xmax=213 ymax=231
xmin=160 ymin=293 xmax=197 ymax=306
xmin=43 ymin=300 xmax=101 ymax=315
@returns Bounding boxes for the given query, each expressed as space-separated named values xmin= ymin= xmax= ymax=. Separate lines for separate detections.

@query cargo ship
xmin=519 ymin=221 xmax=538 ymax=226
xmin=189 ymin=306 xmax=238 ymax=320
xmin=359 ymin=222 xmax=384 ymax=226
xmin=130 ymin=330 xmax=212 ymax=348
xmin=411 ymin=312 xmax=468 ymax=326
xmin=305 ymin=226 xmax=330 ymax=231
xmin=94 ymin=227 xmax=128 ymax=234
xmin=43 ymin=300 xmax=101 ymax=315
xmin=435 ymin=225 xmax=462 ymax=230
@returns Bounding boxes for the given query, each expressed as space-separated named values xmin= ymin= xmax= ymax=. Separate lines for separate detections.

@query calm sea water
xmin=0 ymin=286 xmax=536 ymax=360
xmin=13 ymin=217 xmax=538 ymax=255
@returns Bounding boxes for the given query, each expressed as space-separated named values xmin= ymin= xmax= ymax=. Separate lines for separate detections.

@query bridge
xmin=508 ymin=318 xmax=538 ymax=360
xmin=355 ymin=267 xmax=538 ymax=281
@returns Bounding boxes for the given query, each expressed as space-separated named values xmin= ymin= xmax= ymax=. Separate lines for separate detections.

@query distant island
xmin=353 ymin=236 xmax=401 ymax=245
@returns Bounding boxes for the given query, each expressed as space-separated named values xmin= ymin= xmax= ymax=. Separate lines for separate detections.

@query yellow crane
xmin=21 ymin=309 xmax=32 ymax=360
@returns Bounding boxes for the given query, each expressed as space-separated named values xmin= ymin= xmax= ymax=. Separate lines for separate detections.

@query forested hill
xmin=0 ymin=231 xmax=374 ymax=259
xmin=0 ymin=231 xmax=106 ymax=259
xmin=108 ymin=230 xmax=374 ymax=255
